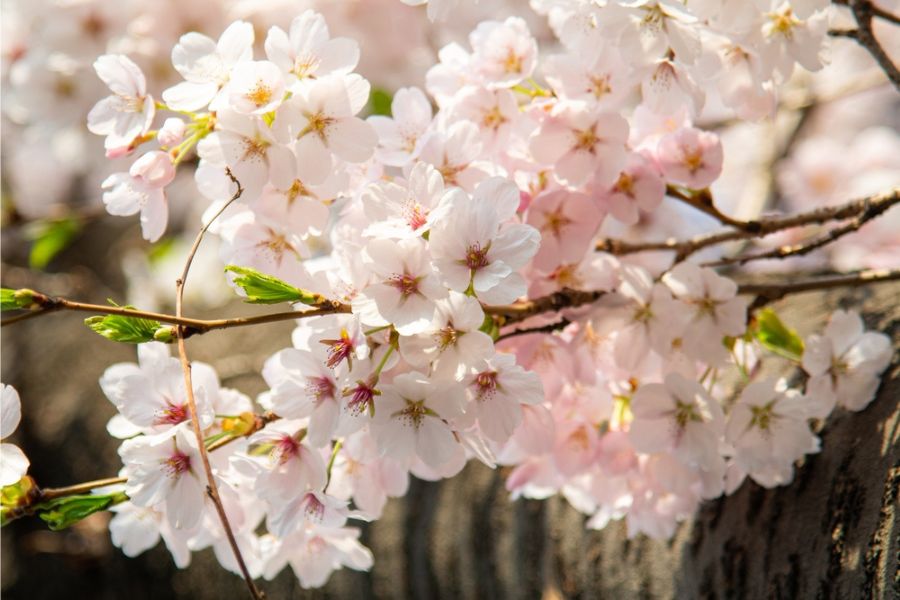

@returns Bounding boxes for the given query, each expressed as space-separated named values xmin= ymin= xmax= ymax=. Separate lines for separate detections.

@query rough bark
xmin=1 ymin=234 xmax=897 ymax=599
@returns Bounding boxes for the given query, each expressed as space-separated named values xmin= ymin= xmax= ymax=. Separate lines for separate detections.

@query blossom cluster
xmin=2 ymin=0 xmax=897 ymax=591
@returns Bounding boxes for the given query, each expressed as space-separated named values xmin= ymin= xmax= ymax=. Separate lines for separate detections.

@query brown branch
xmin=173 ymin=172 xmax=265 ymax=600
xmin=0 ymin=293 xmax=350 ymax=332
xmin=485 ymin=289 xmax=605 ymax=324
xmin=738 ymin=268 xmax=900 ymax=310
xmin=495 ymin=317 xmax=572 ymax=342
xmin=596 ymin=187 xmax=900 ymax=261
xmin=39 ymin=477 xmax=128 ymax=502
xmin=830 ymin=1 xmax=900 ymax=90
xmin=666 ymin=185 xmax=761 ymax=232
xmin=705 ymin=193 xmax=897 ymax=266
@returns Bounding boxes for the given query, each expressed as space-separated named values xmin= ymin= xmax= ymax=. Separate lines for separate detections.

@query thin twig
xmin=173 ymin=172 xmax=264 ymax=600
xmin=596 ymin=187 xmax=900 ymax=261
xmin=495 ymin=317 xmax=572 ymax=342
xmin=666 ymin=186 xmax=760 ymax=231
xmin=738 ymin=268 xmax=900 ymax=310
xmin=40 ymin=477 xmax=128 ymax=501
xmin=485 ymin=289 xmax=604 ymax=324
xmin=830 ymin=1 xmax=900 ymax=90
xmin=705 ymin=194 xmax=896 ymax=266
xmin=0 ymin=294 xmax=350 ymax=332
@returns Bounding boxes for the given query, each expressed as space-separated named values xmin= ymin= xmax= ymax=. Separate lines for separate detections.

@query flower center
xmin=271 ymin=435 xmax=301 ymax=465
xmin=302 ymin=112 xmax=335 ymax=141
xmin=435 ymin=325 xmax=459 ymax=351
xmin=473 ymin=370 xmax=499 ymax=401
xmin=164 ymin=451 xmax=191 ymax=479
xmin=405 ymin=203 xmax=428 ymax=231
xmin=589 ymin=74 xmax=612 ymax=99
xmin=482 ymin=106 xmax=507 ymax=130
xmin=574 ymin=128 xmax=600 ymax=152
xmin=502 ymin=48 xmax=523 ymax=74
xmin=304 ymin=493 xmax=326 ymax=522
xmin=306 ymin=376 xmax=336 ymax=404
xmin=246 ymin=80 xmax=273 ymax=107
xmin=395 ymin=400 xmax=427 ymax=429
xmin=750 ymin=402 xmax=777 ymax=431
xmin=344 ymin=380 xmax=378 ymax=416
xmin=155 ymin=400 xmax=189 ymax=426
xmin=241 ymin=136 xmax=270 ymax=163
xmin=387 ymin=272 xmax=422 ymax=298
xmin=462 ymin=242 xmax=491 ymax=270
xmin=320 ymin=329 xmax=355 ymax=369
xmin=614 ymin=172 xmax=635 ymax=196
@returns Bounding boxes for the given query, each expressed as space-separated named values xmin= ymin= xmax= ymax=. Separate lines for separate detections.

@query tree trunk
xmin=2 ymin=247 xmax=897 ymax=599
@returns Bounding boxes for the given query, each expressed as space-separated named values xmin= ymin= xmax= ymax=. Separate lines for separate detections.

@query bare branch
xmin=172 ymin=172 xmax=265 ymax=600
xmin=496 ymin=317 xmax=572 ymax=342
xmin=739 ymin=268 xmax=900 ymax=310
xmin=596 ymin=187 xmax=900 ymax=261
xmin=830 ymin=1 xmax=900 ymax=90
xmin=666 ymin=186 xmax=761 ymax=232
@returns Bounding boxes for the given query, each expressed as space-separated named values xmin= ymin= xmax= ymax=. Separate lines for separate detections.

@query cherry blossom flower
xmin=529 ymin=101 xmax=629 ymax=188
xmin=224 ymin=60 xmax=286 ymax=115
xmin=87 ymin=54 xmax=154 ymax=151
xmin=398 ymin=291 xmax=495 ymax=379
xmin=463 ymin=353 xmax=544 ymax=443
xmin=802 ymin=310 xmax=892 ymax=412
xmin=656 ymin=127 xmax=723 ymax=189
xmin=354 ymin=237 xmax=448 ymax=335
xmin=469 ymin=17 xmax=538 ymax=88
xmin=261 ymin=525 xmax=373 ymax=589
xmin=119 ymin=425 xmax=207 ymax=530
xmin=100 ymin=342 xmax=216 ymax=436
xmin=371 ymin=372 xmax=464 ymax=468
xmin=526 ymin=189 xmax=605 ymax=271
xmin=592 ymin=152 xmax=665 ymax=225
xmin=1 ymin=384 xmax=29 ymax=486
xmin=417 ymin=121 xmax=491 ymax=191
xmin=162 ymin=21 xmax=254 ymax=112
xmin=629 ymin=373 xmax=725 ymax=471
xmin=725 ymin=379 xmax=821 ymax=488
xmin=429 ymin=177 xmax=541 ymax=304
xmin=361 ymin=162 xmax=450 ymax=239
xmin=662 ymin=263 xmax=749 ymax=364
xmin=367 ymin=87 xmax=433 ymax=166
xmin=101 ymin=150 xmax=175 ymax=242
xmin=265 ymin=10 xmax=360 ymax=89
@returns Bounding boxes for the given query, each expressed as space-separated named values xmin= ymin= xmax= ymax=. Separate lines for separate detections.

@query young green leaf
xmin=225 ymin=265 xmax=327 ymax=305
xmin=753 ymin=308 xmax=805 ymax=361
xmin=37 ymin=492 xmax=129 ymax=531
xmin=368 ymin=87 xmax=393 ymax=116
xmin=25 ymin=217 xmax=81 ymax=270
xmin=85 ymin=313 xmax=166 ymax=344
xmin=1 ymin=288 xmax=39 ymax=311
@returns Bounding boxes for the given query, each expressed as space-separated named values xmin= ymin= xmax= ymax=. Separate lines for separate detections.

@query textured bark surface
xmin=1 ymin=233 xmax=897 ymax=600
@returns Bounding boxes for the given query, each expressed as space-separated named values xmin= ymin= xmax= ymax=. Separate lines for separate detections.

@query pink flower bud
xmin=129 ymin=151 xmax=176 ymax=188
xmin=157 ymin=118 xmax=186 ymax=148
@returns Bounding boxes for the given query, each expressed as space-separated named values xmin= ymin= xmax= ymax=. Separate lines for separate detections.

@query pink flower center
xmin=272 ymin=435 xmax=300 ymax=465
xmin=155 ymin=400 xmax=189 ymax=426
xmin=164 ymin=451 xmax=191 ymax=479
xmin=405 ymin=203 xmax=428 ymax=231
xmin=344 ymin=380 xmax=378 ymax=416
xmin=320 ymin=329 xmax=355 ymax=369
xmin=396 ymin=400 xmax=427 ymax=429
xmin=474 ymin=370 xmax=499 ymax=401
xmin=387 ymin=272 xmax=421 ymax=298
xmin=306 ymin=376 xmax=336 ymax=404
xmin=304 ymin=493 xmax=325 ymax=522
xmin=462 ymin=242 xmax=491 ymax=270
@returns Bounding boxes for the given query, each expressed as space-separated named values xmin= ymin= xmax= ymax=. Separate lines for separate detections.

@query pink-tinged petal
xmin=307 ymin=401 xmax=341 ymax=448
xmin=845 ymin=333 xmax=891 ymax=373
xmin=512 ymin=404 xmax=556 ymax=454
xmin=328 ymin=118 xmax=377 ymax=163
xmin=630 ymin=383 xmax=674 ymax=419
xmin=87 ymin=97 xmax=120 ymax=135
xmin=416 ymin=417 xmax=458 ymax=468
xmin=490 ymin=224 xmax=541 ymax=270
xmin=474 ymin=177 xmax=521 ymax=222
xmin=477 ymin=273 xmax=527 ymax=305
xmin=801 ymin=335 xmax=832 ymax=376
xmin=318 ymin=37 xmax=361 ymax=76
xmin=555 ymin=150 xmax=595 ymax=187
xmin=629 ymin=417 xmax=673 ymax=454
xmin=267 ymin=144 xmax=296 ymax=190
xmin=1 ymin=385 xmax=22 ymax=439
xmin=825 ymin=310 xmax=864 ymax=357
xmin=94 ymin=54 xmax=145 ymax=97
xmin=166 ymin=474 xmax=204 ymax=529
xmin=162 ymin=81 xmax=219 ymax=112
xmin=0 ymin=443 xmax=29 ymax=486
xmin=216 ymin=21 xmax=254 ymax=66
xmin=477 ymin=393 xmax=523 ymax=442
xmin=529 ymin=119 xmax=571 ymax=165
xmin=140 ymin=191 xmax=168 ymax=243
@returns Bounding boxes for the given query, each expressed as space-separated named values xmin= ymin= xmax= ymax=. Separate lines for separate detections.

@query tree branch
xmin=485 ymin=289 xmax=605 ymax=324
xmin=172 ymin=172 xmax=265 ymax=600
xmin=0 ymin=293 xmax=350 ymax=333
xmin=496 ymin=317 xmax=572 ymax=342
xmin=738 ymin=268 xmax=900 ymax=310
xmin=830 ymin=0 xmax=900 ymax=90
xmin=666 ymin=186 xmax=761 ymax=231
xmin=596 ymin=187 xmax=900 ymax=261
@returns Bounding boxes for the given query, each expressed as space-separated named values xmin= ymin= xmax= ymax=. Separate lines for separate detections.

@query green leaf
xmin=1 ymin=476 xmax=37 ymax=508
xmin=368 ymin=88 xmax=393 ymax=116
xmin=225 ymin=265 xmax=327 ymax=305
xmin=25 ymin=217 xmax=81 ymax=270
xmin=753 ymin=308 xmax=804 ymax=361
xmin=85 ymin=312 xmax=166 ymax=344
xmin=1 ymin=288 xmax=38 ymax=311
xmin=479 ymin=314 xmax=500 ymax=341
xmin=37 ymin=492 xmax=128 ymax=531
